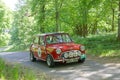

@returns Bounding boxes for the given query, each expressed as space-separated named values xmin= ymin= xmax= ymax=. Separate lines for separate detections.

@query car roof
xmin=36 ymin=32 xmax=68 ymax=37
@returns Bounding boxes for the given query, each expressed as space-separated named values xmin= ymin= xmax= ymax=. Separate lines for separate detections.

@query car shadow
xmin=32 ymin=59 xmax=83 ymax=68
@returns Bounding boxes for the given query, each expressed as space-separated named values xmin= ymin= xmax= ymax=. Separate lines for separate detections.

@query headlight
xmin=80 ymin=46 xmax=85 ymax=51
xmin=64 ymin=52 xmax=69 ymax=58
xmin=69 ymin=52 xmax=73 ymax=57
xmin=56 ymin=48 xmax=61 ymax=54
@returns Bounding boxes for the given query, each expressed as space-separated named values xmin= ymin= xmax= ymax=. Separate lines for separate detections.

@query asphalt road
xmin=0 ymin=51 xmax=120 ymax=80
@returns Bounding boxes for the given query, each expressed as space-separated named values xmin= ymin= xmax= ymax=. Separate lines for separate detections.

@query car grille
xmin=61 ymin=50 xmax=81 ymax=59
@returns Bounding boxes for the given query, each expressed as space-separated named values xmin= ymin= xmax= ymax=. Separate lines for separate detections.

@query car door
xmin=38 ymin=36 xmax=46 ymax=60
xmin=32 ymin=36 xmax=39 ymax=58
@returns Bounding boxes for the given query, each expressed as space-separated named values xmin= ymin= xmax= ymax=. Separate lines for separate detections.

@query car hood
xmin=46 ymin=42 xmax=81 ymax=52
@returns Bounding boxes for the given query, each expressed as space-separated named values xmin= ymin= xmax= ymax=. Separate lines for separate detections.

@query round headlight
xmin=69 ymin=52 xmax=73 ymax=58
xmin=56 ymin=48 xmax=61 ymax=54
xmin=81 ymin=46 xmax=85 ymax=51
xmin=64 ymin=52 xmax=69 ymax=58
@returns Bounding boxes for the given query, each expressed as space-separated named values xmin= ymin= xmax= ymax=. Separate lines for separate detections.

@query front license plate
xmin=66 ymin=58 xmax=78 ymax=63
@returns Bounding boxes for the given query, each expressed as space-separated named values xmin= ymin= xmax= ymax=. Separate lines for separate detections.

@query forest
xmin=0 ymin=0 xmax=120 ymax=57
xmin=0 ymin=0 xmax=120 ymax=80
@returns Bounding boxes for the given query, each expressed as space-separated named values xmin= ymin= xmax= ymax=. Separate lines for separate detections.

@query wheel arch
xmin=46 ymin=53 xmax=54 ymax=61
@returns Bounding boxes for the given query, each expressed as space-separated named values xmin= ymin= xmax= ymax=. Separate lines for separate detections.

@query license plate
xmin=66 ymin=58 xmax=78 ymax=63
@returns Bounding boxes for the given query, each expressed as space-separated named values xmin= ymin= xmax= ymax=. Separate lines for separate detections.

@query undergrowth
xmin=73 ymin=33 xmax=120 ymax=57
xmin=0 ymin=58 xmax=47 ymax=80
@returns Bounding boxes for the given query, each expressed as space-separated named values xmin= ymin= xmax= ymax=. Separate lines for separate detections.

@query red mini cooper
xmin=30 ymin=33 xmax=86 ymax=67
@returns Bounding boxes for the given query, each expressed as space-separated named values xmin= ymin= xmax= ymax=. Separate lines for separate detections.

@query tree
xmin=117 ymin=0 xmax=120 ymax=41
xmin=54 ymin=0 xmax=63 ymax=32
xmin=71 ymin=0 xmax=101 ymax=37
xmin=102 ymin=0 xmax=118 ymax=32
xmin=10 ymin=0 xmax=120 ymax=47
xmin=31 ymin=0 xmax=46 ymax=33
xmin=55 ymin=0 xmax=59 ymax=32
xmin=0 ymin=0 xmax=11 ymax=46
xmin=10 ymin=0 xmax=35 ymax=47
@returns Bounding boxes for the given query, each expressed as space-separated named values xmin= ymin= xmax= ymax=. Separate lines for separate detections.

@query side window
xmin=46 ymin=36 xmax=53 ymax=44
xmin=34 ymin=37 xmax=39 ymax=44
xmin=39 ymin=36 xmax=45 ymax=45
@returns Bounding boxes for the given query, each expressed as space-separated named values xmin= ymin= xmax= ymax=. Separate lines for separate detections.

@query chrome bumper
xmin=54 ymin=54 xmax=86 ymax=63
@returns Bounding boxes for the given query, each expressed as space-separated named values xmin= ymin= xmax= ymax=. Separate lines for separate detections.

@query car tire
xmin=46 ymin=55 xmax=55 ymax=67
xmin=30 ymin=51 xmax=36 ymax=62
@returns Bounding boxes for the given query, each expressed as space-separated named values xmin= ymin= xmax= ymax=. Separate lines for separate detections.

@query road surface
xmin=0 ymin=51 xmax=120 ymax=80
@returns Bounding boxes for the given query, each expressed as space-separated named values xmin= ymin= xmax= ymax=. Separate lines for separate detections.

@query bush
xmin=72 ymin=33 xmax=120 ymax=57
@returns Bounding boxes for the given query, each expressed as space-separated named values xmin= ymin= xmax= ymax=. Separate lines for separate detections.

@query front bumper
xmin=54 ymin=54 xmax=86 ymax=63
xmin=80 ymin=54 xmax=86 ymax=60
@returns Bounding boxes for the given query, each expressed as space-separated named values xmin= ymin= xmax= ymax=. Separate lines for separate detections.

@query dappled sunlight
xmin=100 ymin=50 xmax=118 ymax=57
xmin=0 ymin=75 xmax=6 ymax=80
xmin=0 ymin=52 xmax=14 ymax=55
xmin=50 ymin=69 xmax=75 ymax=73
xmin=0 ymin=52 xmax=29 ymax=64
xmin=48 ymin=61 xmax=120 ymax=80
xmin=0 ymin=51 xmax=120 ymax=80
xmin=104 ymin=63 xmax=120 ymax=67
xmin=3 ymin=45 xmax=14 ymax=51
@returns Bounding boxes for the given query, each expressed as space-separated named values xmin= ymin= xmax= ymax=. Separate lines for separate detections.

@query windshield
xmin=46 ymin=34 xmax=72 ymax=44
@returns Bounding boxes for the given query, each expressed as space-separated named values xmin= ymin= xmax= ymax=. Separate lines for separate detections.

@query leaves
xmin=0 ymin=0 xmax=119 ymax=46
xmin=0 ymin=0 xmax=11 ymax=46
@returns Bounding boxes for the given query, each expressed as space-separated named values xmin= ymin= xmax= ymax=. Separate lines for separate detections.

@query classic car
xmin=30 ymin=32 xmax=86 ymax=67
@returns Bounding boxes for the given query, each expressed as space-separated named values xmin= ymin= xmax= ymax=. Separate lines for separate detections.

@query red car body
xmin=30 ymin=33 xmax=86 ymax=67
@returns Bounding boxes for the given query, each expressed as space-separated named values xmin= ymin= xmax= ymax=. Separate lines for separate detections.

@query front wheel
xmin=46 ymin=55 xmax=55 ymax=67
xmin=30 ymin=51 xmax=36 ymax=62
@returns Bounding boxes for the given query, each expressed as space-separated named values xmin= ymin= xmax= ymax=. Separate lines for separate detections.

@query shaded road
xmin=0 ymin=51 xmax=120 ymax=80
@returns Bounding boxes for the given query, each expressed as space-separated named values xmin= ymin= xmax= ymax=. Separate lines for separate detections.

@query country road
xmin=0 ymin=51 xmax=120 ymax=80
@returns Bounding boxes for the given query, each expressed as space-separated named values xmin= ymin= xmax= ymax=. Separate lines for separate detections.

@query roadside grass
xmin=0 ymin=58 xmax=47 ymax=80
xmin=73 ymin=32 xmax=120 ymax=58
xmin=3 ymin=44 xmax=28 ymax=52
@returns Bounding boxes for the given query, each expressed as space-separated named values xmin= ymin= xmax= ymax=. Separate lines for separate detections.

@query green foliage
xmin=0 ymin=58 xmax=47 ymax=80
xmin=0 ymin=0 xmax=11 ymax=46
xmin=7 ymin=0 xmax=120 ymax=54
xmin=73 ymin=32 xmax=120 ymax=57
xmin=10 ymin=1 xmax=35 ymax=47
xmin=1 ymin=0 xmax=120 ymax=79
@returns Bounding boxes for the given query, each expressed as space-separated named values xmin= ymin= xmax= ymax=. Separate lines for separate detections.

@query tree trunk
xmin=117 ymin=0 xmax=120 ymax=41
xmin=112 ymin=8 xmax=115 ymax=31
xmin=40 ymin=1 xmax=45 ymax=33
xmin=83 ymin=24 xmax=88 ymax=37
xmin=111 ymin=1 xmax=115 ymax=31
xmin=82 ymin=4 xmax=88 ymax=37
xmin=55 ymin=11 xmax=59 ymax=32
xmin=92 ymin=21 xmax=98 ymax=34
xmin=74 ymin=24 xmax=82 ymax=36
xmin=55 ymin=0 xmax=59 ymax=32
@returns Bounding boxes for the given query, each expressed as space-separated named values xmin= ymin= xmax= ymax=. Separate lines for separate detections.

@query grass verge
xmin=0 ymin=58 xmax=47 ymax=80
xmin=2 ymin=44 xmax=29 ymax=52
